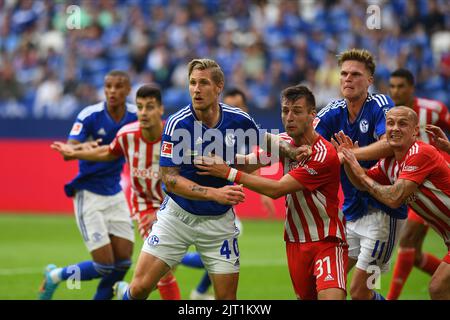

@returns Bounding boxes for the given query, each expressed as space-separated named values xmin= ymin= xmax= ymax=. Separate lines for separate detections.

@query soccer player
xmin=116 ymin=58 xmax=255 ymax=300
xmin=341 ymin=106 xmax=450 ymax=300
xmin=314 ymin=49 xmax=407 ymax=300
xmin=50 ymin=84 xmax=182 ymax=300
xmin=39 ymin=71 xmax=137 ymax=300
xmin=386 ymin=68 xmax=450 ymax=300
xmin=195 ymin=85 xmax=347 ymax=300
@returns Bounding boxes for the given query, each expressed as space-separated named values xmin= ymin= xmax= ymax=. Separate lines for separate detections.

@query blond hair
xmin=337 ymin=49 xmax=376 ymax=76
xmin=188 ymin=58 xmax=224 ymax=86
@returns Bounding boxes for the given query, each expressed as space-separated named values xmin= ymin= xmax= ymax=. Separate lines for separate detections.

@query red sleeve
xmin=366 ymin=160 xmax=392 ymax=185
xmin=398 ymin=150 xmax=435 ymax=185
xmin=109 ymin=134 xmax=124 ymax=157
xmin=288 ymin=154 xmax=338 ymax=192
xmin=436 ymin=102 xmax=450 ymax=131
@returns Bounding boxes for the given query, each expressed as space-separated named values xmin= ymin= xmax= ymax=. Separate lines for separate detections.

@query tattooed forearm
xmin=191 ymin=185 xmax=208 ymax=195
xmin=364 ymin=178 xmax=406 ymax=208
xmin=167 ymin=176 xmax=177 ymax=188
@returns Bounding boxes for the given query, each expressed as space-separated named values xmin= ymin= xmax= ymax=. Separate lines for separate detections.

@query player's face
xmin=340 ymin=60 xmax=373 ymax=102
xmin=281 ymin=97 xmax=315 ymax=139
xmin=389 ymin=77 xmax=414 ymax=106
xmin=189 ymin=69 xmax=223 ymax=111
xmin=104 ymin=76 xmax=131 ymax=108
xmin=136 ymin=96 xmax=163 ymax=130
xmin=224 ymin=95 xmax=248 ymax=113
xmin=385 ymin=108 xmax=419 ymax=149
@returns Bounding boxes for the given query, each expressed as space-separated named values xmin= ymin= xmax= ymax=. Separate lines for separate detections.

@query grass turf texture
xmin=0 ymin=213 xmax=446 ymax=300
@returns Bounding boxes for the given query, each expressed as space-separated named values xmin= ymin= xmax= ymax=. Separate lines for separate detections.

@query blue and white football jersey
xmin=64 ymin=101 xmax=137 ymax=197
xmin=160 ymin=103 xmax=260 ymax=216
xmin=315 ymin=94 xmax=407 ymax=221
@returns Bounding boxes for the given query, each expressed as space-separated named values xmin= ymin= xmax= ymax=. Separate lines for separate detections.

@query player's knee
xmin=129 ymin=279 xmax=152 ymax=299
xmin=428 ymin=278 xmax=446 ymax=300
xmin=399 ymin=229 xmax=417 ymax=248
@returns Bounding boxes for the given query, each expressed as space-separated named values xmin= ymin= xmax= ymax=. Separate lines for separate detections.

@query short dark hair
xmin=136 ymin=84 xmax=162 ymax=104
xmin=390 ymin=68 xmax=415 ymax=86
xmin=105 ymin=70 xmax=130 ymax=84
xmin=281 ymin=85 xmax=316 ymax=112
xmin=223 ymin=88 xmax=247 ymax=105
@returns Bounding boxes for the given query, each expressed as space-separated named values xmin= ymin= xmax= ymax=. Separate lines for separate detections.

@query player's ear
xmin=159 ymin=104 xmax=165 ymax=116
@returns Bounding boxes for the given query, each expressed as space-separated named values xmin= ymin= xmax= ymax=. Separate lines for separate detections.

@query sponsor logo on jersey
xmin=147 ymin=235 xmax=160 ymax=246
xmin=304 ymin=165 xmax=318 ymax=175
xmin=97 ymin=128 xmax=106 ymax=136
xmin=234 ymin=258 xmax=240 ymax=267
xmin=70 ymin=123 xmax=83 ymax=136
xmin=132 ymin=168 xmax=160 ymax=180
xmin=161 ymin=141 xmax=173 ymax=158
xmin=403 ymin=165 xmax=418 ymax=172
xmin=359 ymin=119 xmax=369 ymax=133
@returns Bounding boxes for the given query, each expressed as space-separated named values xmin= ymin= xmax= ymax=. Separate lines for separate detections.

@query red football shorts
xmin=443 ymin=251 xmax=450 ymax=265
xmin=407 ymin=208 xmax=428 ymax=226
xmin=286 ymin=237 xmax=348 ymax=300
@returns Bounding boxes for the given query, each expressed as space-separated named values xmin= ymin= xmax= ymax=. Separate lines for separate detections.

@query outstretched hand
xmin=50 ymin=141 xmax=76 ymax=157
xmin=331 ymin=131 xmax=359 ymax=163
xmin=295 ymin=145 xmax=313 ymax=163
xmin=215 ymin=184 xmax=246 ymax=205
xmin=425 ymin=124 xmax=450 ymax=153
xmin=194 ymin=154 xmax=230 ymax=179
xmin=342 ymin=148 xmax=365 ymax=179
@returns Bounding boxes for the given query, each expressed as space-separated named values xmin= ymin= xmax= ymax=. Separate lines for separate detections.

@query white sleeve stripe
xmin=222 ymin=106 xmax=253 ymax=121
xmin=164 ymin=107 xmax=191 ymax=135
xmin=372 ymin=95 xmax=383 ymax=107
xmin=78 ymin=103 xmax=104 ymax=121
xmin=167 ymin=112 xmax=192 ymax=136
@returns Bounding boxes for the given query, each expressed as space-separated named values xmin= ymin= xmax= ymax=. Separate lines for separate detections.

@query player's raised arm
xmin=195 ymin=155 xmax=304 ymax=199
xmin=51 ymin=141 xmax=118 ymax=162
xmin=342 ymin=148 xmax=418 ymax=208
xmin=161 ymin=166 xmax=245 ymax=205
xmin=426 ymin=124 xmax=450 ymax=154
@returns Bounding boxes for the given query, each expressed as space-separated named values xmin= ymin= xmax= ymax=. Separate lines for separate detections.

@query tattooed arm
xmin=360 ymin=176 xmax=419 ymax=209
xmin=342 ymin=148 xmax=419 ymax=208
xmin=161 ymin=166 xmax=245 ymax=205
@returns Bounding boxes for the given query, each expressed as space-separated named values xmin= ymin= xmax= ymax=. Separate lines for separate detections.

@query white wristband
xmin=227 ymin=168 xmax=238 ymax=182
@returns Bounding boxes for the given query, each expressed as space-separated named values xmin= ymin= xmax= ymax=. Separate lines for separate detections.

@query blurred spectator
xmin=0 ymin=0 xmax=448 ymax=121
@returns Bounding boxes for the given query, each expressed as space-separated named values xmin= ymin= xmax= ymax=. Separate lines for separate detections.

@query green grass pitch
xmin=0 ymin=213 xmax=446 ymax=300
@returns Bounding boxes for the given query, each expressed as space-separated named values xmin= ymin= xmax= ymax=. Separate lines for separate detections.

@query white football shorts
xmin=74 ymin=190 xmax=135 ymax=252
xmin=346 ymin=206 xmax=405 ymax=273
xmin=142 ymin=197 xmax=240 ymax=274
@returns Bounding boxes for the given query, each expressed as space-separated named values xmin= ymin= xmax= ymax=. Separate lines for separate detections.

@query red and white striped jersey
xmin=367 ymin=141 xmax=450 ymax=248
xmin=412 ymin=97 xmax=450 ymax=144
xmin=109 ymin=121 xmax=164 ymax=216
xmin=279 ymin=133 xmax=346 ymax=243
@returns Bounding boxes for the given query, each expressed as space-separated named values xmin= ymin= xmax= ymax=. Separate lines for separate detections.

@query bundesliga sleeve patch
xmin=69 ymin=122 xmax=83 ymax=136
xmin=161 ymin=141 xmax=174 ymax=158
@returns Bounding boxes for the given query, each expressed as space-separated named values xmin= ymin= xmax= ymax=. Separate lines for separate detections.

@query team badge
xmin=225 ymin=133 xmax=236 ymax=147
xmin=359 ymin=119 xmax=369 ymax=133
xmin=147 ymin=235 xmax=160 ymax=246
xmin=161 ymin=141 xmax=173 ymax=158
xmin=69 ymin=123 xmax=83 ymax=136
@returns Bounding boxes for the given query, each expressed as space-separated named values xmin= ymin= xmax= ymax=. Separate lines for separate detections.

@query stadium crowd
xmin=0 ymin=0 xmax=449 ymax=120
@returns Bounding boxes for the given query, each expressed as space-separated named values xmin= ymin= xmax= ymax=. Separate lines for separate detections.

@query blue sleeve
xmin=159 ymin=121 xmax=189 ymax=167
xmin=314 ymin=106 xmax=334 ymax=141
xmin=373 ymin=95 xmax=394 ymax=140
xmin=68 ymin=115 xmax=89 ymax=142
